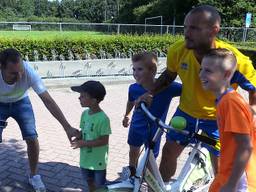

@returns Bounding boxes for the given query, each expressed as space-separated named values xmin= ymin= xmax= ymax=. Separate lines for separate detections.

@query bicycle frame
xmin=107 ymin=103 xmax=216 ymax=191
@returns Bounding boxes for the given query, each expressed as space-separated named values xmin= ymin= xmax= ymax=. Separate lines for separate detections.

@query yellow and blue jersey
xmin=167 ymin=39 xmax=256 ymax=119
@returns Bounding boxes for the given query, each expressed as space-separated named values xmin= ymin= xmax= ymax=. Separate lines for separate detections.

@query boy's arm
xmin=222 ymin=133 xmax=252 ymax=191
xmin=123 ymin=101 xmax=135 ymax=127
xmin=124 ymin=101 xmax=135 ymax=117
xmin=71 ymin=135 xmax=109 ymax=149
xmin=249 ymin=90 xmax=256 ymax=115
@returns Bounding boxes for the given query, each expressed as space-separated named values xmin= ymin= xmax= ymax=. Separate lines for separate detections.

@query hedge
xmin=0 ymin=34 xmax=255 ymax=68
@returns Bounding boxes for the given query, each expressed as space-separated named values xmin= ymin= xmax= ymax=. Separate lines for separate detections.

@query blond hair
xmin=132 ymin=52 xmax=158 ymax=75
xmin=204 ymin=48 xmax=237 ymax=75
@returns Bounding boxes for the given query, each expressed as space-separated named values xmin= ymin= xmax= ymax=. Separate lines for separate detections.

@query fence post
xmin=117 ymin=24 xmax=120 ymax=34
xmin=242 ymin=27 xmax=247 ymax=42
xmin=59 ymin=23 xmax=62 ymax=32
xmin=166 ymin=25 xmax=169 ymax=34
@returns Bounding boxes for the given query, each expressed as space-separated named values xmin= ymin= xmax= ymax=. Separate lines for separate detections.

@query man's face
xmin=184 ymin=12 xmax=214 ymax=50
xmin=2 ymin=59 xmax=24 ymax=84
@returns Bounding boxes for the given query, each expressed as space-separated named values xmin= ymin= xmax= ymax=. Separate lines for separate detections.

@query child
xmin=199 ymin=48 xmax=256 ymax=192
xmin=71 ymin=80 xmax=111 ymax=192
xmin=122 ymin=52 xmax=182 ymax=178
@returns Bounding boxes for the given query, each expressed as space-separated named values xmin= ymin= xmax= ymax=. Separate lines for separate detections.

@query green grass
xmin=0 ymin=31 xmax=108 ymax=40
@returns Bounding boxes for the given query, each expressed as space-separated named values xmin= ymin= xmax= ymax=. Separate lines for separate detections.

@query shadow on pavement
xmin=0 ymin=139 xmax=85 ymax=192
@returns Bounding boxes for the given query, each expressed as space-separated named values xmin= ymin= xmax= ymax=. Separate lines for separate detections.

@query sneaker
xmin=28 ymin=175 xmax=46 ymax=192
xmin=121 ymin=166 xmax=131 ymax=181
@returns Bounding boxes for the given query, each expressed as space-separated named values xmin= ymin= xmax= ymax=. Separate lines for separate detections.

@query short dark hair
xmin=189 ymin=5 xmax=221 ymax=26
xmin=0 ymin=48 xmax=21 ymax=69
xmin=71 ymin=80 xmax=106 ymax=102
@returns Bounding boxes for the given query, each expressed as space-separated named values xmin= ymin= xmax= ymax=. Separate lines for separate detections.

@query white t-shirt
xmin=0 ymin=61 xmax=46 ymax=103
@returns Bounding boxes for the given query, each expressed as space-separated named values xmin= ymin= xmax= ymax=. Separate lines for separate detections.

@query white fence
xmin=0 ymin=21 xmax=255 ymax=42
xmin=31 ymin=58 xmax=167 ymax=79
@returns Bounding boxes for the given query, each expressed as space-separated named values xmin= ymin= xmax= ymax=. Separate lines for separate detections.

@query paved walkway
xmin=0 ymin=77 xmax=248 ymax=192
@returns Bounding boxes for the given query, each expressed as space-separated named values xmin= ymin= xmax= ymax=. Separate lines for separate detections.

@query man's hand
xmin=71 ymin=139 xmax=86 ymax=149
xmin=65 ymin=126 xmax=80 ymax=142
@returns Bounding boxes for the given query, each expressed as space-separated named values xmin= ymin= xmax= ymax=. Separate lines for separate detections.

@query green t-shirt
xmin=79 ymin=109 xmax=111 ymax=170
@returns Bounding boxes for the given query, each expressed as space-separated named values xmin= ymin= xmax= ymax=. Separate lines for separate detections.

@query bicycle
xmin=0 ymin=120 xmax=7 ymax=143
xmin=99 ymin=102 xmax=217 ymax=192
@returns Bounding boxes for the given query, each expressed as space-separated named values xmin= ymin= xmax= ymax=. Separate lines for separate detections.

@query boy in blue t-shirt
xmin=122 ymin=52 xmax=182 ymax=177
xmin=71 ymin=80 xmax=111 ymax=191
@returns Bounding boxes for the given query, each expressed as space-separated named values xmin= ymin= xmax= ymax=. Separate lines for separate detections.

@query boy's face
xmin=132 ymin=61 xmax=154 ymax=85
xmin=199 ymin=57 xmax=225 ymax=92
xmin=79 ymin=92 xmax=96 ymax=107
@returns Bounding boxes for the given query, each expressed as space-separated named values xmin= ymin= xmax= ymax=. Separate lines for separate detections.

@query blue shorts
xmin=81 ymin=168 xmax=106 ymax=189
xmin=128 ymin=122 xmax=162 ymax=157
xmin=0 ymin=97 xmax=37 ymax=140
xmin=166 ymin=108 xmax=220 ymax=156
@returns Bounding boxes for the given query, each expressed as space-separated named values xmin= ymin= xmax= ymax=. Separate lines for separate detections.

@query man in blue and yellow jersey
xmin=145 ymin=5 xmax=256 ymax=182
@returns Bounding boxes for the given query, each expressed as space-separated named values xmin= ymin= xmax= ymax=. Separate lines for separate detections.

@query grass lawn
xmin=0 ymin=31 xmax=108 ymax=40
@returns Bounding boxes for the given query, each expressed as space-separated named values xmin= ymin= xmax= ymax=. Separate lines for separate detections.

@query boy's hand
xmin=122 ymin=116 xmax=130 ymax=127
xmin=135 ymin=92 xmax=153 ymax=108
xmin=71 ymin=140 xmax=86 ymax=149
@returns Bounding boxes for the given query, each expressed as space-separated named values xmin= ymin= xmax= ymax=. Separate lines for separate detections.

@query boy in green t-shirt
xmin=71 ymin=80 xmax=111 ymax=191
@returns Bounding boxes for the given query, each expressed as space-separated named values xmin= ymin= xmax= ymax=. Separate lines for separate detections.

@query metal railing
xmin=0 ymin=21 xmax=255 ymax=42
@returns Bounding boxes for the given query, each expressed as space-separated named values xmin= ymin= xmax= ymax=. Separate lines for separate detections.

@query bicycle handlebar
xmin=140 ymin=102 xmax=217 ymax=147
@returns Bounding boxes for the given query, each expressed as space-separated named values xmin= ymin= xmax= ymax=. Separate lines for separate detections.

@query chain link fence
xmin=0 ymin=21 xmax=255 ymax=42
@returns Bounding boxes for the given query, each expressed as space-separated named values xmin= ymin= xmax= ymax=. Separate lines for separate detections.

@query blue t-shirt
xmin=129 ymin=81 xmax=182 ymax=131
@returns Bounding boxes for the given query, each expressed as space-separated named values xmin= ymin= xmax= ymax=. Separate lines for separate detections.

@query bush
xmin=0 ymin=34 xmax=182 ymax=61
xmin=0 ymin=34 xmax=254 ymax=68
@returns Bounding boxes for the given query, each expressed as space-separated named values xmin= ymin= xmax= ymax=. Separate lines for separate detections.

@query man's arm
xmin=151 ymin=69 xmax=177 ymax=95
xmin=135 ymin=69 xmax=177 ymax=107
xmin=38 ymin=91 xmax=78 ymax=141
xmin=221 ymin=134 xmax=252 ymax=191
xmin=249 ymin=90 xmax=256 ymax=115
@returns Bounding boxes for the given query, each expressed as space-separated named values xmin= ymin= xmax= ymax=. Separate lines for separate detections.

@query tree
xmin=197 ymin=0 xmax=256 ymax=27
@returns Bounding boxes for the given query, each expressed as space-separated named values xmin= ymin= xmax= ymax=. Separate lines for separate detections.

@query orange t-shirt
xmin=209 ymin=90 xmax=256 ymax=192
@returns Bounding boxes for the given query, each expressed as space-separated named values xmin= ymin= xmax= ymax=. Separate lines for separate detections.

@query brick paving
xmin=0 ymin=78 xmax=248 ymax=192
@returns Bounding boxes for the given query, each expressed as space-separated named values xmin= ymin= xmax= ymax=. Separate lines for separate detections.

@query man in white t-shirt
xmin=0 ymin=48 xmax=78 ymax=191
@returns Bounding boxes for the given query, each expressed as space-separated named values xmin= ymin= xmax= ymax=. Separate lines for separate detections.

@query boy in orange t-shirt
xmin=199 ymin=48 xmax=256 ymax=192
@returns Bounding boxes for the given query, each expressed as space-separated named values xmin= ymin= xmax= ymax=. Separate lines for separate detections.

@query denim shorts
xmin=166 ymin=108 xmax=220 ymax=156
xmin=81 ymin=167 xmax=106 ymax=190
xmin=0 ymin=96 xmax=37 ymax=140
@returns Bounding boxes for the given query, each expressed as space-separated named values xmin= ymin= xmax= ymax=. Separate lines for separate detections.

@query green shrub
xmin=0 ymin=34 xmax=254 ymax=68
